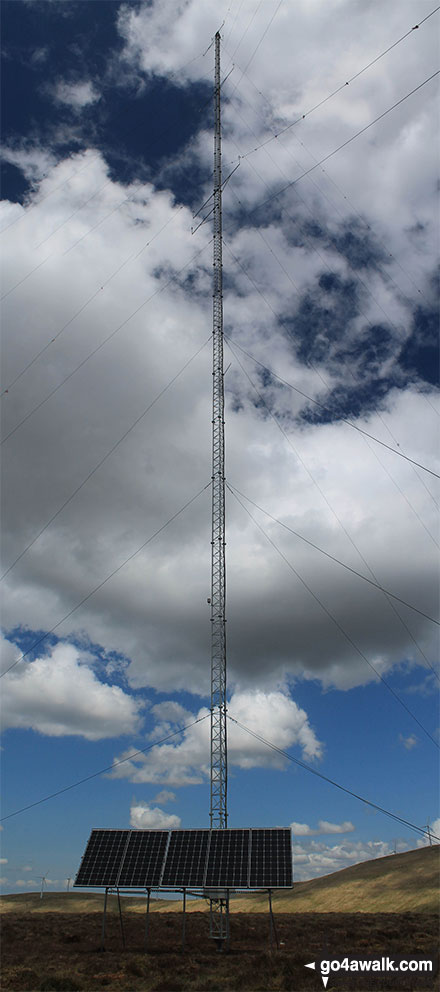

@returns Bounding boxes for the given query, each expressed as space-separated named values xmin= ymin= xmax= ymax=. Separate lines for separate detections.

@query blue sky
xmin=0 ymin=0 xmax=439 ymax=894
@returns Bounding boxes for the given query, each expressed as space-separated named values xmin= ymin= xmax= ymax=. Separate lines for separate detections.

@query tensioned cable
xmin=1 ymin=76 xmax=213 ymax=303
xmin=226 ymin=483 xmax=439 ymax=631
xmin=0 ymin=715 xmax=210 ymax=823
xmin=29 ymin=74 xmax=217 ymax=254
xmin=225 ymin=337 xmax=439 ymax=676
xmin=225 ymin=332 xmax=440 ymax=482
xmin=224 ymin=150 xmax=440 ymax=506
xmin=222 ymin=123 xmax=440 ymax=514
xmin=221 ymin=239 xmax=440 ymax=524
xmin=227 ymin=716 xmax=439 ymax=841
xmin=224 ymin=6 xmax=440 ymax=160
xmin=1 ymin=205 xmax=186 ymax=394
xmin=0 ymin=482 xmax=211 ymax=679
xmin=232 ymin=72 xmax=440 ymax=217
xmin=228 ymin=486 xmax=439 ymax=750
xmin=1 ymin=240 xmax=212 ymax=444
xmin=1 ymin=337 xmax=211 ymax=581
xmin=223 ymin=46 xmax=431 ymax=306
xmin=229 ymin=0 xmax=264 ymax=61
xmin=0 ymin=43 xmax=215 ymax=238
xmin=229 ymin=0 xmax=283 ymax=85
xmin=224 ymin=1 xmax=246 ymax=48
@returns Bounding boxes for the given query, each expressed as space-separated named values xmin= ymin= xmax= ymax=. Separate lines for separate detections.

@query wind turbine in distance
xmin=38 ymin=872 xmax=49 ymax=900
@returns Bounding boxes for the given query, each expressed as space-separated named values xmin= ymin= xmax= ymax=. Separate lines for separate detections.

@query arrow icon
xmin=304 ymin=962 xmax=329 ymax=987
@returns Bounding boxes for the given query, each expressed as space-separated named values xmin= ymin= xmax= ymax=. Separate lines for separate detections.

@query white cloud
xmin=319 ymin=820 xmax=355 ymax=835
xmin=1 ymin=634 xmax=145 ymax=740
xmin=130 ymin=802 xmax=181 ymax=829
xmin=50 ymin=80 xmax=100 ymax=109
xmin=399 ymin=733 xmax=419 ymax=750
xmin=109 ymin=688 xmax=322 ymax=785
xmin=293 ymin=838 xmax=395 ymax=880
xmin=1 ymin=143 xmax=55 ymax=183
xmin=291 ymin=820 xmax=354 ymax=836
xmin=152 ymin=790 xmax=177 ymax=804
xmin=0 ymin=858 xmax=8 ymax=864
xmin=290 ymin=822 xmax=312 ymax=836
xmin=0 ymin=0 xmax=438 ymax=742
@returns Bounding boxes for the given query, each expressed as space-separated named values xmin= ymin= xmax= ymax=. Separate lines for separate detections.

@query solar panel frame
xmin=74 ymin=826 xmax=293 ymax=890
xmin=160 ymin=828 xmax=210 ymax=888
xmin=205 ymin=828 xmax=250 ymax=888
xmin=117 ymin=829 xmax=170 ymax=888
xmin=249 ymin=828 xmax=293 ymax=888
xmin=75 ymin=829 xmax=131 ymax=888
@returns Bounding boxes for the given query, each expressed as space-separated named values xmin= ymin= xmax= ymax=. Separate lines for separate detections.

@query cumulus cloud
xmin=1 ymin=143 xmax=55 ymax=183
xmin=1 ymin=634 xmax=145 ymax=739
xmin=0 ymin=0 xmax=438 ymax=744
xmin=291 ymin=820 xmax=355 ymax=836
xmin=130 ymin=802 xmax=181 ymax=829
xmin=50 ymin=80 xmax=100 ymax=109
xmin=109 ymin=688 xmax=322 ymax=786
xmin=399 ymin=733 xmax=419 ymax=750
xmin=293 ymin=838 xmax=395 ymax=880
xmin=0 ymin=858 xmax=8 ymax=864
xmin=152 ymin=790 xmax=177 ymax=804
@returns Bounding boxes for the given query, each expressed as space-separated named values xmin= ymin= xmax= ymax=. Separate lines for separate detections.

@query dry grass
xmin=1 ymin=910 xmax=438 ymax=991
xmin=1 ymin=846 xmax=439 ymax=990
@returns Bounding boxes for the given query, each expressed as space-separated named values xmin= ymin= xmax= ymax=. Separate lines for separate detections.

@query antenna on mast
xmin=210 ymin=29 xmax=228 ymax=833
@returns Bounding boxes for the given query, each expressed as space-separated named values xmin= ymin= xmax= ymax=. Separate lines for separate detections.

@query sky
xmin=0 ymin=0 xmax=439 ymax=894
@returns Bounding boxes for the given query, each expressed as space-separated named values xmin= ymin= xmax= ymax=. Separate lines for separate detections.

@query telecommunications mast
xmin=210 ymin=29 xmax=228 ymax=832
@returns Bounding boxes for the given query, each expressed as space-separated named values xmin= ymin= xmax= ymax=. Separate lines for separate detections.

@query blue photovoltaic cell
xmin=161 ymin=830 xmax=209 ymax=887
xmin=118 ymin=830 xmax=169 ymax=887
xmin=249 ymin=828 xmax=292 ymax=888
xmin=75 ymin=829 xmax=130 ymax=887
xmin=205 ymin=829 xmax=250 ymax=887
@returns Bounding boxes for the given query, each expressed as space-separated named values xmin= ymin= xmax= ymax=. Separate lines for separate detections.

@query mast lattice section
xmin=210 ymin=29 xmax=228 ymax=834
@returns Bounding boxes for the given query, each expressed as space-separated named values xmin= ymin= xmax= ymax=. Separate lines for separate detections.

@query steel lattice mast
xmin=210 ymin=29 xmax=228 ymax=831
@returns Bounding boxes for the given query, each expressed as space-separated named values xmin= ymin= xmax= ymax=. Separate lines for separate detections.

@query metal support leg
xmin=144 ymin=888 xmax=151 ymax=951
xmin=101 ymin=888 xmax=108 ymax=951
xmin=268 ymin=889 xmax=273 ymax=952
xmin=182 ymin=888 xmax=186 ymax=951
xmin=117 ymin=888 xmax=125 ymax=949
xmin=268 ymin=889 xmax=279 ymax=950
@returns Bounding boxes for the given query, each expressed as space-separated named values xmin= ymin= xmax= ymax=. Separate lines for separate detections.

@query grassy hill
xmin=1 ymin=844 xmax=438 ymax=916
xmin=232 ymin=844 xmax=439 ymax=913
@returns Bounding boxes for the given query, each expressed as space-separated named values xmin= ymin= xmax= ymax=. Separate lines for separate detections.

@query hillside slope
xmin=1 ymin=845 xmax=438 ymax=915
xmin=233 ymin=844 xmax=440 ymax=913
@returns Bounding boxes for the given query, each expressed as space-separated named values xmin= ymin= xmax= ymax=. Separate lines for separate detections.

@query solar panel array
xmin=75 ymin=827 xmax=292 ymax=889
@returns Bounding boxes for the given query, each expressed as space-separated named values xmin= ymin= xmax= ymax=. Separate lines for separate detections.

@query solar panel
xmin=205 ymin=829 xmax=250 ymax=887
xmin=118 ymin=830 xmax=169 ymax=887
xmin=161 ymin=829 xmax=210 ymax=887
xmin=249 ymin=828 xmax=292 ymax=888
xmin=75 ymin=826 xmax=292 ymax=889
xmin=75 ymin=829 xmax=130 ymax=887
